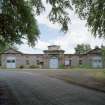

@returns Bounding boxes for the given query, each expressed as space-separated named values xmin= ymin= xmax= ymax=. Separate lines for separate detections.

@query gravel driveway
xmin=0 ymin=71 xmax=105 ymax=105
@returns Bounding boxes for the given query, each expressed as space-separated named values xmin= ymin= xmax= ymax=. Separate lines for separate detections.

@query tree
xmin=0 ymin=0 xmax=72 ymax=46
xmin=0 ymin=43 xmax=9 ymax=53
xmin=71 ymin=0 xmax=105 ymax=37
xmin=0 ymin=43 xmax=17 ymax=53
xmin=0 ymin=0 xmax=105 ymax=47
xmin=75 ymin=44 xmax=91 ymax=54
xmin=0 ymin=0 xmax=40 ymax=46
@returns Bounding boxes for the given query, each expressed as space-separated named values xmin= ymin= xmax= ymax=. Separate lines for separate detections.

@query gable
xmin=87 ymin=48 xmax=101 ymax=55
xmin=3 ymin=48 xmax=22 ymax=54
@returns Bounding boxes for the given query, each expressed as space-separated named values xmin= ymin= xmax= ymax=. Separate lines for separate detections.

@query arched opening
xmin=49 ymin=57 xmax=59 ymax=69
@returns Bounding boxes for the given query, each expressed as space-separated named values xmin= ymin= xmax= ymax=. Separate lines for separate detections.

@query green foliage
xmin=0 ymin=0 xmax=72 ymax=46
xmin=0 ymin=0 xmax=105 ymax=46
xmin=29 ymin=65 xmax=39 ymax=68
xmin=78 ymin=64 xmax=91 ymax=68
xmin=47 ymin=0 xmax=72 ymax=32
xmin=0 ymin=42 xmax=17 ymax=53
xmin=0 ymin=0 xmax=40 ymax=46
xmin=75 ymin=44 xmax=91 ymax=54
xmin=19 ymin=65 xmax=24 ymax=69
xmin=72 ymin=0 xmax=105 ymax=37
xmin=59 ymin=64 xmax=65 ymax=69
xmin=0 ymin=43 xmax=9 ymax=53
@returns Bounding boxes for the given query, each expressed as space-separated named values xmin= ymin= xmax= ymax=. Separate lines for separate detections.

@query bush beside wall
xmin=29 ymin=65 xmax=39 ymax=68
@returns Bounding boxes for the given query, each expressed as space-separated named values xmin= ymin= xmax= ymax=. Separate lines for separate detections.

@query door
xmin=49 ymin=57 xmax=59 ymax=69
xmin=92 ymin=56 xmax=102 ymax=68
xmin=6 ymin=57 xmax=16 ymax=68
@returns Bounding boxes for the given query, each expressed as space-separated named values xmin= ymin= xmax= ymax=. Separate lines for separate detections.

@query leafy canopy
xmin=0 ymin=0 xmax=40 ymax=46
xmin=0 ymin=0 xmax=105 ymax=47
xmin=75 ymin=44 xmax=91 ymax=54
xmin=72 ymin=0 xmax=105 ymax=37
xmin=0 ymin=0 xmax=71 ymax=46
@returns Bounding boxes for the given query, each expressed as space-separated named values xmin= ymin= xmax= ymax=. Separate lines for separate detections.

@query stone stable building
xmin=0 ymin=45 xmax=104 ymax=69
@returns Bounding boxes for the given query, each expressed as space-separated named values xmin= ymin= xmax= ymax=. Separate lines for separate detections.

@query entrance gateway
xmin=44 ymin=45 xmax=64 ymax=68
xmin=49 ymin=57 xmax=59 ymax=69
xmin=6 ymin=57 xmax=16 ymax=68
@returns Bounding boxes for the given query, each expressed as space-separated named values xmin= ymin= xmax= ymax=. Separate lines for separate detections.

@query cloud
xmin=18 ymin=22 xmax=105 ymax=54
xmin=50 ymin=19 xmax=105 ymax=54
xmin=18 ymin=39 xmax=50 ymax=54
xmin=18 ymin=1 xmax=105 ymax=54
xmin=35 ymin=0 xmax=60 ymax=30
xmin=35 ymin=40 xmax=49 ymax=50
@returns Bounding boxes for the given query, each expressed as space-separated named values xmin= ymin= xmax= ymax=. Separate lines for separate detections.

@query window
xmin=65 ymin=60 xmax=69 ymax=66
xmin=98 ymin=60 xmax=101 ymax=63
xmin=79 ymin=60 xmax=82 ymax=65
xmin=12 ymin=60 xmax=15 ymax=63
xmin=26 ymin=60 xmax=29 ymax=65
xmin=7 ymin=60 xmax=11 ymax=63
xmin=65 ymin=59 xmax=72 ymax=66
xmin=93 ymin=59 xmax=101 ymax=63
xmin=40 ymin=62 xmax=44 ymax=65
xmin=37 ymin=60 xmax=40 ymax=65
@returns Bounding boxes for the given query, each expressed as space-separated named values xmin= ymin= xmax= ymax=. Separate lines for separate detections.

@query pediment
xmin=87 ymin=48 xmax=101 ymax=54
xmin=3 ymin=48 xmax=22 ymax=54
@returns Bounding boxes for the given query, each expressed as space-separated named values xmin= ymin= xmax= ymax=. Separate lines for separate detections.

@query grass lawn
xmin=86 ymin=70 xmax=105 ymax=79
xmin=67 ymin=68 xmax=105 ymax=80
xmin=39 ymin=68 xmax=105 ymax=92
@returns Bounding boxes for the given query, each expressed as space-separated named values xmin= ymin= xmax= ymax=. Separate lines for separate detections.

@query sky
xmin=18 ymin=1 xmax=105 ymax=54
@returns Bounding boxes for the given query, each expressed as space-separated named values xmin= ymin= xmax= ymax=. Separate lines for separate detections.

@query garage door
xmin=6 ymin=57 xmax=16 ymax=68
xmin=92 ymin=56 xmax=102 ymax=68
xmin=49 ymin=57 xmax=59 ymax=69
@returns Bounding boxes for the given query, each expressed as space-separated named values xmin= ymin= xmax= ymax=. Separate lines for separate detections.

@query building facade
xmin=0 ymin=45 xmax=104 ymax=69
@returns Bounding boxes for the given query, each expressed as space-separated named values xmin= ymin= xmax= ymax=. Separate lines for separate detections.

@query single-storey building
xmin=0 ymin=45 xmax=104 ymax=69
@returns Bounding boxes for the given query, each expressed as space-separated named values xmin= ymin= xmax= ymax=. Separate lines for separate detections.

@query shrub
xmin=19 ymin=65 xmax=24 ymax=69
xmin=78 ymin=64 xmax=91 ymax=68
xmin=59 ymin=64 xmax=65 ymax=69
xmin=29 ymin=65 xmax=39 ymax=68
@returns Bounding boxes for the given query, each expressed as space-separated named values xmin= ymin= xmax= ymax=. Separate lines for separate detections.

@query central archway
xmin=49 ymin=57 xmax=59 ymax=69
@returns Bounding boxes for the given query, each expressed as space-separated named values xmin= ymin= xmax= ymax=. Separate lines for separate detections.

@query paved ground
xmin=0 ymin=71 xmax=105 ymax=105
xmin=0 ymin=80 xmax=19 ymax=105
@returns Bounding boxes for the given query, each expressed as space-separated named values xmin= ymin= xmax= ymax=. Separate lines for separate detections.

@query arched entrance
xmin=6 ymin=57 xmax=16 ymax=68
xmin=49 ymin=57 xmax=59 ymax=69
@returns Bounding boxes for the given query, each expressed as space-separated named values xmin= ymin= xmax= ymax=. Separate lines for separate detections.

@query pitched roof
xmin=86 ymin=47 xmax=101 ymax=54
xmin=1 ymin=48 xmax=23 ymax=54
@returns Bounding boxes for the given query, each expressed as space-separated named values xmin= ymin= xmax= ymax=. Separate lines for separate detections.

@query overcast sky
xmin=18 ymin=1 xmax=105 ymax=54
